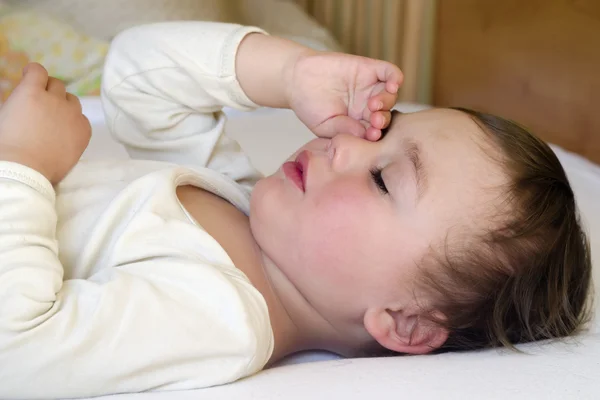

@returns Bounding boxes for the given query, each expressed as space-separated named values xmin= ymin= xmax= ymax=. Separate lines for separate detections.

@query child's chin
xmin=250 ymin=177 xmax=279 ymax=209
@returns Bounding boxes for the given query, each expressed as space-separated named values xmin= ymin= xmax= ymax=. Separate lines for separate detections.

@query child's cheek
xmin=302 ymin=182 xmax=376 ymax=271
xmin=310 ymin=178 xmax=370 ymax=212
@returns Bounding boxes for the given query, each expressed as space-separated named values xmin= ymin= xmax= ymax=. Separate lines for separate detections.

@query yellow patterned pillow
xmin=0 ymin=5 xmax=108 ymax=102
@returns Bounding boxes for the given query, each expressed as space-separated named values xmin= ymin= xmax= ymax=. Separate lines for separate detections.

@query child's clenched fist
xmin=0 ymin=63 xmax=91 ymax=184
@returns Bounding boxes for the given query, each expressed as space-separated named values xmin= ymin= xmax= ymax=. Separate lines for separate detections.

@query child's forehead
xmin=386 ymin=108 xmax=488 ymax=150
xmin=386 ymin=109 xmax=507 ymax=209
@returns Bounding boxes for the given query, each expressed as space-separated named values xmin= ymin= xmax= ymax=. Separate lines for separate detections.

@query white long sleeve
xmin=101 ymin=21 xmax=266 ymax=193
xmin=0 ymin=22 xmax=274 ymax=399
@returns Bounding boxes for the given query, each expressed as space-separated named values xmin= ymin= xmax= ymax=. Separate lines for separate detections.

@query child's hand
xmin=0 ymin=63 xmax=91 ymax=184
xmin=286 ymin=52 xmax=402 ymax=141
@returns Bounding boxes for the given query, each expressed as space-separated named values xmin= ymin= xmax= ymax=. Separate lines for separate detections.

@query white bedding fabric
xmin=79 ymin=97 xmax=600 ymax=400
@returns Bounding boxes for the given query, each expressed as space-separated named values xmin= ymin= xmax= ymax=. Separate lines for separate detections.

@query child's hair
xmin=420 ymin=108 xmax=593 ymax=352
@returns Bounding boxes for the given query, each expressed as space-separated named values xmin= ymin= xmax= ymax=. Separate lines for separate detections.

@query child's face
xmin=250 ymin=109 xmax=507 ymax=323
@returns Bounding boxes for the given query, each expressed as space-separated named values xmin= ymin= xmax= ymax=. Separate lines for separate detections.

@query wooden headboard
xmin=296 ymin=0 xmax=600 ymax=164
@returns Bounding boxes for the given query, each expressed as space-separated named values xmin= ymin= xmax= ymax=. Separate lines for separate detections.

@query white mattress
xmin=80 ymin=98 xmax=600 ymax=400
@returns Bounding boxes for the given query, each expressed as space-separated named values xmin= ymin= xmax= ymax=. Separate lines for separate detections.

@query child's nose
xmin=330 ymin=134 xmax=376 ymax=173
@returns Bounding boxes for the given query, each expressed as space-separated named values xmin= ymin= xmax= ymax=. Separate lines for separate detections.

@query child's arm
xmin=102 ymin=22 xmax=308 ymax=190
xmin=0 ymin=65 xmax=272 ymax=399
xmin=103 ymin=22 xmax=402 ymax=183
xmin=0 ymin=170 xmax=271 ymax=398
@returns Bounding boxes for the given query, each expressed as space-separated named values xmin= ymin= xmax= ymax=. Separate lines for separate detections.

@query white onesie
xmin=0 ymin=22 xmax=275 ymax=399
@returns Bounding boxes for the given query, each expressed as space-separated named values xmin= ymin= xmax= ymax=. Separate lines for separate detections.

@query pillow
xmin=550 ymin=144 xmax=600 ymax=333
xmin=0 ymin=3 xmax=108 ymax=102
xmin=8 ymin=0 xmax=342 ymax=53
xmin=7 ymin=0 xmax=239 ymax=41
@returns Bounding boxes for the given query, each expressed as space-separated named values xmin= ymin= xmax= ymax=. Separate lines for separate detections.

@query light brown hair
xmin=422 ymin=108 xmax=593 ymax=352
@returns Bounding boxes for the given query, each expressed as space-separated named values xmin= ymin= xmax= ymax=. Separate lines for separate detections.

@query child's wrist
xmin=281 ymin=47 xmax=318 ymax=109
xmin=236 ymin=33 xmax=315 ymax=109
xmin=0 ymin=149 xmax=52 ymax=183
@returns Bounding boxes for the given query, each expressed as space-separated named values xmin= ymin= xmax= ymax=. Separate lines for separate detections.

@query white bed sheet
xmin=79 ymin=98 xmax=600 ymax=400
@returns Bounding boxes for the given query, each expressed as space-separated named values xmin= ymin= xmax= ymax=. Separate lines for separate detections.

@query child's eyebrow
xmin=404 ymin=139 xmax=428 ymax=201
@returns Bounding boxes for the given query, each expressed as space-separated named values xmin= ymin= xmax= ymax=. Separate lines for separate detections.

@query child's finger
xmin=368 ymin=91 xmax=397 ymax=112
xmin=315 ymin=115 xmax=366 ymax=138
xmin=365 ymin=126 xmax=382 ymax=141
xmin=67 ymin=92 xmax=82 ymax=111
xmin=385 ymin=80 xmax=400 ymax=94
xmin=47 ymin=77 xmax=67 ymax=97
xmin=370 ymin=111 xmax=392 ymax=130
xmin=374 ymin=61 xmax=403 ymax=93
xmin=20 ymin=63 xmax=49 ymax=89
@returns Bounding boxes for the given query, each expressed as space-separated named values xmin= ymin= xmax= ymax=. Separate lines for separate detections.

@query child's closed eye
xmin=370 ymin=167 xmax=389 ymax=194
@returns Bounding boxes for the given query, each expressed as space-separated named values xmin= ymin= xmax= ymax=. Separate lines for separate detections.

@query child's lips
xmin=282 ymin=150 xmax=309 ymax=192
xmin=296 ymin=150 xmax=309 ymax=187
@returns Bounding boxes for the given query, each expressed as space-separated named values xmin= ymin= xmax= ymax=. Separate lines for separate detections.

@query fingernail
xmin=390 ymin=83 xmax=399 ymax=93
xmin=377 ymin=101 xmax=383 ymax=111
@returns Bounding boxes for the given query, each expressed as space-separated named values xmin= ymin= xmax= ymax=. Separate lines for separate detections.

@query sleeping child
xmin=0 ymin=22 xmax=592 ymax=399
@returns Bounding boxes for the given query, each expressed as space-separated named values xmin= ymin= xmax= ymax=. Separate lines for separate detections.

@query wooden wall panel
xmin=433 ymin=0 xmax=600 ymax=163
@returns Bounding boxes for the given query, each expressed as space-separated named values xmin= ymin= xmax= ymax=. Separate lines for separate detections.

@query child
xmin=0 ymin=22 xmax=592 ymax=399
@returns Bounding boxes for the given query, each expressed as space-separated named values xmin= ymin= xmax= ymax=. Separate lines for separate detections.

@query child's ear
xmin=363 ymin=307 xmax=448 ymax=355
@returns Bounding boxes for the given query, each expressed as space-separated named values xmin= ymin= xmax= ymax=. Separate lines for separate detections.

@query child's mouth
xmin=282 ymin=151 xmax=309 ymax=192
